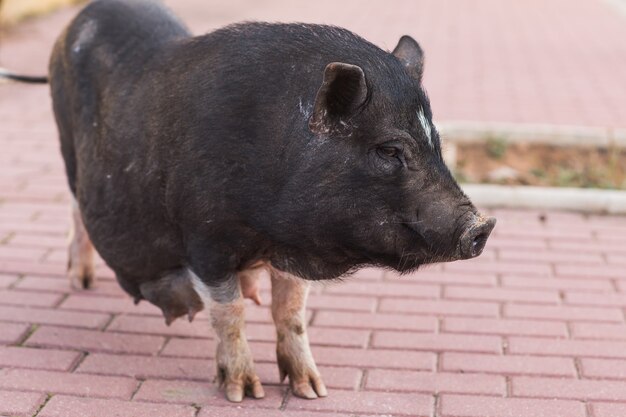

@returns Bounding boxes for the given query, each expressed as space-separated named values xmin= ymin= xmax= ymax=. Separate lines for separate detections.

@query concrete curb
xmin=463 ymin=184 xmax=626 ymax=214
xmin=438 ymin=121 xmax=626 ymax=147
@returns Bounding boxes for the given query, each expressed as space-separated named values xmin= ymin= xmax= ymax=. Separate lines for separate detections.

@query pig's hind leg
xmin=67 ymin=197 xmax=95 ymax=289
xmin=271 ymin=269 xmax=327 ymax=399
xmin=193 ymin=275 xmax=265 ymax=402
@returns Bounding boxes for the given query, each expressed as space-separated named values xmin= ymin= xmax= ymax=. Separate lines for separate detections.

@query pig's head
xmin=297 ymin=35 xmax=495 ymax=273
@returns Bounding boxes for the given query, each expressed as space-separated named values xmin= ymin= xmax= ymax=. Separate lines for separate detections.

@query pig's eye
xmin=377 ymin=145 xmax=402 ymax=159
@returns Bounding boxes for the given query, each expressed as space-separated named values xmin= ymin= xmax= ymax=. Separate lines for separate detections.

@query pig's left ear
xmin=393 ymin=35 xmax=424 ymax=82
xmin=309 ymin=62 xmax=368 ymax=135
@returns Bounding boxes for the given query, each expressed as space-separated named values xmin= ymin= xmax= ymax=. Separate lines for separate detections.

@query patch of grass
xmin=530 ymin=168 xmax=546 ymax=179
xmin=485 ymin=136 xmax=508 ymax=160
xmin=555 ymin=167 xmax=579 ymax=187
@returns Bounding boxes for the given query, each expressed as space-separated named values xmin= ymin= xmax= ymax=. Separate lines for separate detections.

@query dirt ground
xmin=456 ymin=140 xmax=626 ymax=190
xmin=0 ymin=0 xmax=84 ymax=26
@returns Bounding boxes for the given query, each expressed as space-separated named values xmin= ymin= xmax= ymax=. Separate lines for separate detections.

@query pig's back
xmin=157 ymin=22 xmax=407 ymax=224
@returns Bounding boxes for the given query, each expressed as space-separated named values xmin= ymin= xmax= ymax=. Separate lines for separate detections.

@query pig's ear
xmin=309 ymin=62 xmax=368 ymax=134
xmin=392 ymin=35 xmax=424 ymax=82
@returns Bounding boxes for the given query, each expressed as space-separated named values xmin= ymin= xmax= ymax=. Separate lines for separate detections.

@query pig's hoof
xmin=278 ymin=355 xmax=328 ymax=399
xmin=218 ymin=368 xmax=265 ymax=402
xmin=216 ymin=350 xmax=265 ymax=402
xmin=67 ymin=263 xmax=95 ymax=290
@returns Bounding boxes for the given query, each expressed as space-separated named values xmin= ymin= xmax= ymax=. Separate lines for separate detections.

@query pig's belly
xmin=76 ymin=160 xmax=184 ymax=285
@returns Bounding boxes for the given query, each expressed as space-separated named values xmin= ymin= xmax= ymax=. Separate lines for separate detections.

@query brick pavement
xmin=2 ymin=1 xmax=626 ymax=416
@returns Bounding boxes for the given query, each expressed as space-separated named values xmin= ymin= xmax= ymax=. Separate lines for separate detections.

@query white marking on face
xmin=417 ymin=107 xmax=432 ymax=148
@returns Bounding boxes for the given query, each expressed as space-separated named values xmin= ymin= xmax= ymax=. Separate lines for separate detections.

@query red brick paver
xmin=0 ymin=390 xmax=46 ymax=417
xmin=2 ymin=1 xmax=626 ymax=416
xmin=439 ymin=394 xmax=587 ymax=417
xmin=38 ymin=396 xmax=196 ymax=417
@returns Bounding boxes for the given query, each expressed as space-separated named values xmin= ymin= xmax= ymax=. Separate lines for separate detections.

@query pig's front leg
xmin=271 ymin=270 xmax=327 ymax=399
xmin=195 ymin=277 xmax=265 ymax=402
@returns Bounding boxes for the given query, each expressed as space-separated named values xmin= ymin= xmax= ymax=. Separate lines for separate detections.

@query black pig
xmin=49 ymin=0 xmax=495 ymax=402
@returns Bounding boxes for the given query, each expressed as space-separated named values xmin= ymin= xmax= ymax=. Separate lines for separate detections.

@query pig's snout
xmin=459 ymin=215 xmax=496 ymax=259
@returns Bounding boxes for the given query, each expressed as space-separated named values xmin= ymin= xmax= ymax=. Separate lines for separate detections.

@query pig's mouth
xmin=393 ymin=224 xmax=441 ymax=270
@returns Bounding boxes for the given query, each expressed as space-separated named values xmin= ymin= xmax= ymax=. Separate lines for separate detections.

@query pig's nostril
xmin=471 ymin=232 xmax=489 ymax=256
xmin=460 ymin=216 xmax=496 ymax=259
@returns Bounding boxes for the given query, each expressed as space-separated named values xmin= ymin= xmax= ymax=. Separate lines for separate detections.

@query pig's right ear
xmin=309 ymin=62 xmax=368 ymax=135
xmin=392 ymin=35 xmax=424 ymax=82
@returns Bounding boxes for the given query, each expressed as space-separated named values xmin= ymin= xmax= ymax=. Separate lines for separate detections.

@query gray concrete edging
xmin=463 ymin=184 xmax=626 ymax=214
xmin=437 ymin=121 xmax=626 ymax=147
